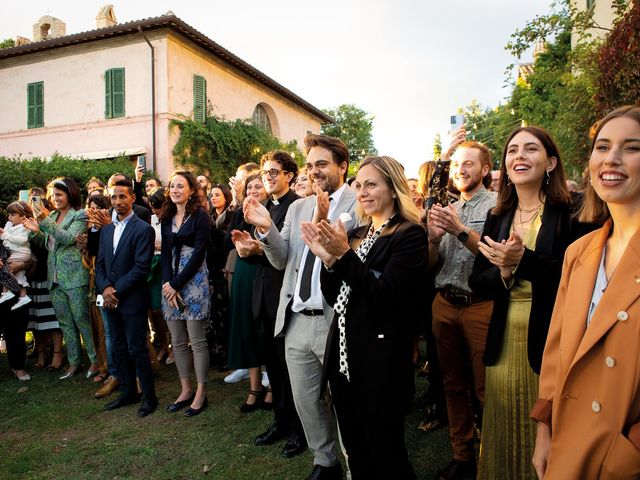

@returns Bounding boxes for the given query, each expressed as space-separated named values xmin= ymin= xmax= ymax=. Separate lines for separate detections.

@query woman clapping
xmin=301 ymin=156 xmax=428 ymax=480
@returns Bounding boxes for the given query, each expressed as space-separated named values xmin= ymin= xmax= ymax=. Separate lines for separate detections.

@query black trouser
xmin=0 ymin=298 xmax=29 ymax=371
xmin=257 ymin=304 xmax=304 ymax=438
xmin=330 ymin=371 xmax=416 ymax=480
xmin=102 ymin=308 xmax=156 ymax=401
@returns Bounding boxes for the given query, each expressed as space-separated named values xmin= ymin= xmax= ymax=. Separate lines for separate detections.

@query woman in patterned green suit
xmin=24 ymin=177 xmax=98 ymax=379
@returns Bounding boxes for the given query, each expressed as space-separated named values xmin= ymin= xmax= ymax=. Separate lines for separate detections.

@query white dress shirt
xmin=291 ymin=183 xmax=348 ymax=312
xmin=112 ymin=210 xmax=135 ymax=253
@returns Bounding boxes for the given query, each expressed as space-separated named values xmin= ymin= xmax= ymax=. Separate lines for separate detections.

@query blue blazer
xmin=95 ymin=213 xmax=155 ymax=315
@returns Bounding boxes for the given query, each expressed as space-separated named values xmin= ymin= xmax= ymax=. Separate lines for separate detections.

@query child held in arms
xmin=0 ymin=201 xmax=35 ymax=310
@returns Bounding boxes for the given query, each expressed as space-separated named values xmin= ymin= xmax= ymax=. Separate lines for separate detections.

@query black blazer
xmin=469 ymin=201 xmax=597 ymax=374
xmin=161 ymin=208 xmax=210 ymax=291
xmin=248 ymin=189 xmax=300 ymax=319
xmin=320 ymin=217 xmax=428 ymax=418
xmin=95 ymin=214 xmax=155 ymax=315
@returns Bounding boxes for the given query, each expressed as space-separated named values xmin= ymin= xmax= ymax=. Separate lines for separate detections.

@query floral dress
xmin=162 ymin=222 xmax=210 ymax=322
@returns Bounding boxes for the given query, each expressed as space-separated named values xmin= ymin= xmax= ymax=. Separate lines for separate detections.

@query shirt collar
xmin=329 ymin=183 xmax=348 ymax=205
xmin=113 ymin=210 xmax=135 ymax=226
xmin=461 ymin=186 xmax=490 ymax=208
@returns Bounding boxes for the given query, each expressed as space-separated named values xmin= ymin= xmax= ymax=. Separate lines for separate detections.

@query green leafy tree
xmin=0 ymin=155 xmax=134 ymax=209
xmin=432 ymin=133 xmax=442 ymax=160
xmin=0 ymin=38 xmax=15 ymax=49
xmin=171 ymin=114 xmax=304 ymax=182
xmin=595 ymin=0 xmax=640 ymax=115
xmin=321 ymin=104 xmax=377 ymax=165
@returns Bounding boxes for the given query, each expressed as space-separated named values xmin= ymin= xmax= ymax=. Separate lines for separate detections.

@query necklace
xmin=517 ymin=203 xmax=542 ymax=213
xmin=517 ymin=205 xmax=541 ymax=228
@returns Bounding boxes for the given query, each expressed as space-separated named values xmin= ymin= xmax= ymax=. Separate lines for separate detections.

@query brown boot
xmin=94 ymin=376 xmax=120 ymax=399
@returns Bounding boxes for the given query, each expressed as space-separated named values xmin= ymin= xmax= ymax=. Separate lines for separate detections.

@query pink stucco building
xmin=0 ymin=8 xmax=332 ymax=180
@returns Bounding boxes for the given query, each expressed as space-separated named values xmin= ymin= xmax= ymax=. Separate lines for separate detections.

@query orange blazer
xmin=532 ymin=221 xmax=640 ymax=479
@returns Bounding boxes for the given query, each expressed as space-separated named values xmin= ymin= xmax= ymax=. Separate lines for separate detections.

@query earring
xmin=507 ymin=176 xmax=513 ymax=186
xmin=545 ymin=171 xmax=551 ymax=187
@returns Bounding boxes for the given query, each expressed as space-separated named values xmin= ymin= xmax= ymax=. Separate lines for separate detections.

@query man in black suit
xmin=95 ymin=179 xmax=157 ymax=417
xmin=233 ymin=150 xmax=305 ymax=457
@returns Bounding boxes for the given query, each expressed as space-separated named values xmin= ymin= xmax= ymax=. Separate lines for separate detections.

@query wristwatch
xmin=456 ymin=228 xmax=469 ymax=243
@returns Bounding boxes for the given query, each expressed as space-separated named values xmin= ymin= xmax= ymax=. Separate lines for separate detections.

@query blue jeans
xmin=99 ymin=306 xmax=119 ymax=378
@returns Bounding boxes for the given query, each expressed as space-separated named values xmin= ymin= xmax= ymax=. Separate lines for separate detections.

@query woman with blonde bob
xmin=532 ymin=105 xmax=640 ymax=479
xmin=300 ymin=156 xmax=428 ymax=479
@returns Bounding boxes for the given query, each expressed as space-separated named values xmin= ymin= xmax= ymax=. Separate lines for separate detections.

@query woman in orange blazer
xmin=531 ymin=105 xmax=640 ymax=479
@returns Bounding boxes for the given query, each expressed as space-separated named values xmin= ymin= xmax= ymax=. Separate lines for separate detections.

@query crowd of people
xmin=0 ymin=104 xmax=639 ymax=480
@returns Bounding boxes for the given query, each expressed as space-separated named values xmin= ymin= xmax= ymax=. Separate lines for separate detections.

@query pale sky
xmin=1 ymin=0 xmax=553 ymax=176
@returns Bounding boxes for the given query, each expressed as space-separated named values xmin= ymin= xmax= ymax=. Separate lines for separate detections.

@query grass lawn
xmin=0 ymin=352 xmax=450 ymax=480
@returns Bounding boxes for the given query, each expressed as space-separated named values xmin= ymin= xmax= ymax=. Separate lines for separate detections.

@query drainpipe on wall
xmin=138 ymin=26 xmax=157 ymax=173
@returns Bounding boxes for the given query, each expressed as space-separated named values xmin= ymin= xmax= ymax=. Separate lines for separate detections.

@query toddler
xmin=0 ymin=201 xmax=34 ymax=310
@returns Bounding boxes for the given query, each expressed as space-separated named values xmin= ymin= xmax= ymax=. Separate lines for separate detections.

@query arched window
xmin=40 ymin=23 xmax=51 ymax=40
xmin=252 ymin=104 xmax=272 ymax=134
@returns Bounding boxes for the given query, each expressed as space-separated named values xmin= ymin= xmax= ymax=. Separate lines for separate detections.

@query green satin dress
xmin=478 ymin=208 xmax=542 ymax=480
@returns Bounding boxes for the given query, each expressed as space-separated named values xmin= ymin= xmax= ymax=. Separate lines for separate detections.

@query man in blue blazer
xmin=95 ymin=179 xmax=157 ymax=417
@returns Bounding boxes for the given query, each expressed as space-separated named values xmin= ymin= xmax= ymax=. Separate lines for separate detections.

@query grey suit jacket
xmin=259 ymin=186 xmax=358 ymax=337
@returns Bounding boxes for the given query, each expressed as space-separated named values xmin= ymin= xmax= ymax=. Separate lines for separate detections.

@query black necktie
xmin=299 ymin=196 xmax=332 ymax=301
xmin=298 ymin=249 xmax=315 ymax=301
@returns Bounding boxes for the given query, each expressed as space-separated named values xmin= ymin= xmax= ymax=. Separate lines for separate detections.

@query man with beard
xmin=427 ymin=141 xmax=496 ymax=480
xmin=95 ymin=179 xmax=157 ymax=417
xmin=244 ymin=135 xmax=357 ymax=480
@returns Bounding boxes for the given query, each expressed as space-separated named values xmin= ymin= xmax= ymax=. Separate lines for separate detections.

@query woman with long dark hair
xmin=160 ymin=171 xmax=211 ymax=416
xmin=207 ymin=183 xmax=233 ymax=368
xmin=24 ymin=177 xmax=98 ymax=379
xmin=469 ymin=126 xmax=592 ymax=479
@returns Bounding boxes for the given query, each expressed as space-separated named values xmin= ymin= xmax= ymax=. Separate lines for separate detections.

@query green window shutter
xmin=193 ymin=75 xmax=206 ymax=123
xmin=112 ymin=68 xmax=125 ymax=118
xmin=27 ymin=81 xmax=44 ymax=129
xmin=105 ymin=68 xmax=125 ymax=119
xmin=35 ymin=82 xmax=44 ymax=127
xmin=105 ymin=69 xmax=112 ymax=118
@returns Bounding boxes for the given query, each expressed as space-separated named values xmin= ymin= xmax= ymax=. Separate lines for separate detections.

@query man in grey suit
xmin=244 ymin=134 xmax=356 ymax=480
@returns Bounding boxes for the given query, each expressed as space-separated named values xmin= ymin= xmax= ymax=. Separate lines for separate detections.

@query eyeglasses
xmin=260 ymin=168 xmax=286 ymax=179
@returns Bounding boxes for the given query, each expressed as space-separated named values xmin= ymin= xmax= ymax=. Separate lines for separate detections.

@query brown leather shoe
xmin=94 ymin=376 xmax=120 ymax=399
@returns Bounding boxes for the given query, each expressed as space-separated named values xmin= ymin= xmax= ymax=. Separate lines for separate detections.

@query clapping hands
xmin=231 ymin=229 xmax=263 ymax=257
xmin=300 ymin=220 xmax=350 ymax=268
xmin=478 ymin=231 xmax=525 ymax=280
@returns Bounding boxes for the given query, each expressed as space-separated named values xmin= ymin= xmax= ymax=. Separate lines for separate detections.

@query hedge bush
xmin=0 ymin=154 xmax=137 ymax=210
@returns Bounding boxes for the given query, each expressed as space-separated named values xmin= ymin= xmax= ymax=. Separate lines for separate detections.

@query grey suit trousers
xmin=285 ymin=311 xmax=339 ymax=467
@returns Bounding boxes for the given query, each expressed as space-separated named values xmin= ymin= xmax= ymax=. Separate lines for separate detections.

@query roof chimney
xmin=96 ymin=5 xmax=117 ymax=29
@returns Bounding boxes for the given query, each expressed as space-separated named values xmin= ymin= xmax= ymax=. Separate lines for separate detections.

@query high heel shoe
xmin=86 ymin=366 xmax=100 ymax=380
xmin=59 ymin=365 xmax=81 ymax=380
xmin=240 ymin=388 xmax=266 ymax=413
xmin=260 ymin=387 xmax=273 ymax=411
xmin=47 ymin=351 xmax=63 ymax=371
xmin=185 ymin=396 xmax=208 ymax=417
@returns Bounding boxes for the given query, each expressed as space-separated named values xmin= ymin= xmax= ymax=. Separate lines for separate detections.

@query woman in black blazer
xmin=468 ymin=126 xmax=594 ymax=479
xmin=160 ymin=171 xmax=211 ymax=416
xmin=301 ymin=156 xmax=428 ymax=480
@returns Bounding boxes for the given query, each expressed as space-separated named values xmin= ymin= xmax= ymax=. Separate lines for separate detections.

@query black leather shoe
xmin=185 ymin=396 xmax=208 ymax=417
xmin=104 ymin=394 xmax=140 ymax=411
xmin=137 ymin=397 xmax=158 ymax=417
xmin=435 ymin=459 xmax=477 ymax=480
xmin=281 ymin=434 xmax=307 ymax=458
xmin=254 ymin=423 xmax=287 ymax=446
xmin=166 ymin=392 xmax=195 ymax=413
xmin=307 ymin=463 xmax=342 ymax=480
